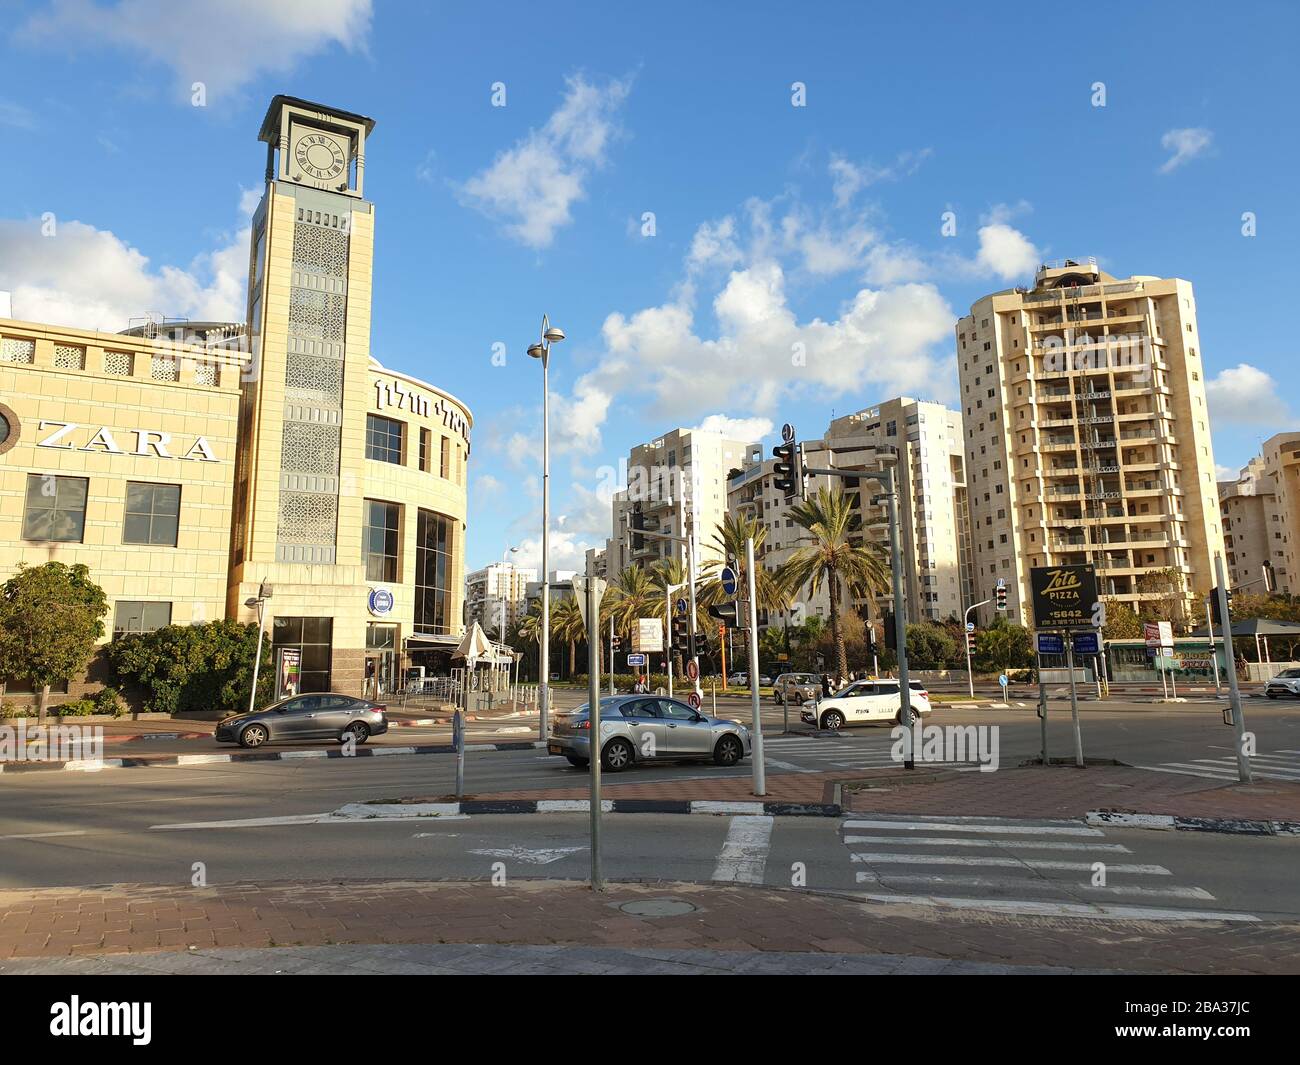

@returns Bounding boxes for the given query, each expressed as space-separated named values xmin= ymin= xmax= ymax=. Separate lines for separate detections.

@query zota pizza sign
xmin=1030 ymin=564 xmax=1099 ymax=630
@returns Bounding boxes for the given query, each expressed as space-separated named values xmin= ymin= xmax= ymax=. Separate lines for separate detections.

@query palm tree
xmin=701 ymin=512 xmax=793 ymax=616
xmin=607 ymin=565 xmax=658 ymax=639
xmin=551 ymin=597 xmax=584 ymax=677
xmin=779 ymin=486 xmax=890 ymax=682
xmin=515 ymin=606 xmax=545 ymax=681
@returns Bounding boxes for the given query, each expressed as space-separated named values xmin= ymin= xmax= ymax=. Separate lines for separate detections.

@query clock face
xmin=292 ymin=129 xmax=348 ymax=184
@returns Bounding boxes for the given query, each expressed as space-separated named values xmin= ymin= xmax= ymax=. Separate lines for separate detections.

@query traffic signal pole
xmin=963 ymin=598 xmax=992 ymax=698
xmin=1216 ymin=554 xmax=1251 ymax=784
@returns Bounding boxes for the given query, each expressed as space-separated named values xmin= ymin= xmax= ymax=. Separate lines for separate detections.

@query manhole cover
xmin=618 ymin=899 xmax=697 ymax=917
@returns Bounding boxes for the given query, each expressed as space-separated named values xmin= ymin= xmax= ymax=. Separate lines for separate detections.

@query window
xmin=415 ymin=509 xmax=456 ymax=635
xmin=419 ymin=428 xmax=430 ymax=472
xmin=440 ymin=435 xmax=450 ymax=478
xmin=363 ymin=500 xmax=401 ymax=581
xmin=366 ymin=623 xmax=397 ymax=651
xmin=365 ymin=414 xmax=404 ymax=464
xmin=271 ymin=617 xmax=333 ymax=693
xmin=113 ymin=601 xmax=172 ymax=639
xmin=23 ymin=474 xmax=88 ymax=542
xmin=123 ymin=482 xmax=180 ymax=546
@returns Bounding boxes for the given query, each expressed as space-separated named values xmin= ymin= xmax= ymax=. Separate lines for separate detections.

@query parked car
xmin=730 ymin=672 xmax=748 ymax=687
xmin=1265 ymin=668 xmax=1300 ymax=698
xmin=773 ymin=672 xmax=820 ymax=706
xmin=758 ymin=674 xmax=774 ymax=686
xmin=801 ymin=679 xmax=931 ymax=730
xmin=547 ymin=694 xmax=751 ymax=771
xmin=215 ymin=694 xmax=388 ymax=748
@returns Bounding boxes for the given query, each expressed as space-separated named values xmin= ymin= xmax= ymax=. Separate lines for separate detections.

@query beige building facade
xmin=464 ymin=560 xmax=537 ymax=636
xmin=1220 ymin=433 xmax=1300 ymax=594
xmin=957 ymin=259 xmax=1224 ymax=628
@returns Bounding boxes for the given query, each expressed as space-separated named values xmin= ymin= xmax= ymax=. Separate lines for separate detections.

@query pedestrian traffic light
xmin=866 ymin=623 xmax=878 ymax=653
xmin=629 ymin=505 xmax=646 ymax=551
xmin=708 ymin=602 xmax=742 ymax=627
xmin=671 ymin=614 xmax=689 ymax=652
xmin=692 ymin=633 xmax=708 ymax=657
xmin=611 ymin=634 xmax=621 ymax=651
xmin=773 ymin=438 xmax=799 ymax=494
xmin=995 ymin=583 xmax=1007 ymax=611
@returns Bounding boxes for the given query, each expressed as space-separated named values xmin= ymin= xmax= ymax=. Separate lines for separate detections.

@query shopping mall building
xmin=0 ymin=97 xmax=471 ymax=708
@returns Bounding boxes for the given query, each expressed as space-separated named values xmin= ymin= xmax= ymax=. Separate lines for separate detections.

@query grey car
xmin=215 ymin=693 xmax=389 ymax=748
xmin=548 ymin=694 xmax=752 ymax=771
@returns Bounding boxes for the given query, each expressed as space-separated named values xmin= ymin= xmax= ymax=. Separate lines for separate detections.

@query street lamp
xmin=527 ymin=315 xmax=564 ymax=741
xmin=244 ymin=582 xmax=273 ymax=714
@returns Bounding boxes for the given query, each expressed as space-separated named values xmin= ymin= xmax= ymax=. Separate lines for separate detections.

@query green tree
xmin=974 ymin=617 xmax=1033 ymax=674
xmin=551 ymin=597 xmax=584 ymax=678
xmin=1100 ymin=598 xmax=1143 ymax=640
xmin=1136 ymin=567 xmax=1189 ymax=629
xmin=906 ymin=622 xmax=958 ymax=670
xmin=702 ymin=512 xmax=793 ymax=617
xmin=0 ymin=562 xmax=108 ymax=722
xmin=779 ymin=487 xmax=890 ymax=681
xmin=105 ymin=618 xmax=271 ymax=715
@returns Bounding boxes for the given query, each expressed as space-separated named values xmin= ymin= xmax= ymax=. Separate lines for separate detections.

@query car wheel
xmin=343 ymin=722 xmax=370 ymax=744
xmin=713 ymin=734 xmax=743 ymax=767
xmin=566 ymin=756 xmax=589 ymax=769
xmin=773 ymin=692 xmax=783 ymax=705
xmin=239 ymin=724 xmax=268 ymax=748
xmin=821 ymin=709 xmax=844 ymax=730
xmin=894 ymin=707 xmax=922 ymax=726
xmin=602 ymin=738 xmax=634 ymax=772
xmin=791 ymin=692 xmax=804 ymax=706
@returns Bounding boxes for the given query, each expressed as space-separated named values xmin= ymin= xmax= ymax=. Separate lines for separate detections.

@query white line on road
xmin=857 ymin=891 xmax=1258 ymax=922
xmin=0 ymin=830 xmax=88 ymax=840
xmin=852 ymin=872 xmax=1215 ymax=900
xmin=850 ymin=853 xmax=1171 ymax=874
xmin=843 ymin=819 xmax=1103 ymax=837
xmin=843 ymin=834 xmax=1130 ymax=853
xmin=711 ymin=815 xmax=774 ymax=884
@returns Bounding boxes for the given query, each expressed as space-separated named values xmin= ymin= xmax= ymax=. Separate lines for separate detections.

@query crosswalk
xmin=1134 ymin=749 xmax=1300 ymax=783
xmin=842 ymin=814 xmax=1256 ymax=920
xmin=763 ymin=735 xmax=983 ymax=772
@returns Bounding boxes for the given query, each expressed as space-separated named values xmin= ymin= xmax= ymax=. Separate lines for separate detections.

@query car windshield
xmin=570 ymin=698 xmax=624 ymax=717
xmin=1278 ymin=670 xmax=1300 ymax=679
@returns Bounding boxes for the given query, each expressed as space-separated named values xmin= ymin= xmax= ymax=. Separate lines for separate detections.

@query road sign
xmin=1072 ymin=631 xmax=1100 ymax=655
xmin=675 ymin=597 xmax=688 ymax=615
xmin=996 ymin=577 xmax=1006 ymax=588
xmin=685 ymin=660 xmax=699 ymax=681
xmin=720 ymin=565 xmax=738 ymax=597
xmin=1030 ymin=564 xmax=1099 ymax=631
xmin=999 ymin=674 xmax=1009 ymax=689
xmin=1036 ymin=633 xmax=1064 ymax=655
xmin=626 ymin=653 xmax=647 ymax=667
xmin=632 ymin=618 xmax=663 ymax=653
xmin=686 ymin=692 xmax=702 ymax=710
xmin=781 ymin=422 xmax=795 ymax=444
xmin=965 ymin=621 xmax=975 ymax=633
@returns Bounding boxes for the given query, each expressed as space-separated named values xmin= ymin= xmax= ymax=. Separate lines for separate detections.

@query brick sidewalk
xmin=2 ymin=879 xmax=1297 ymax=973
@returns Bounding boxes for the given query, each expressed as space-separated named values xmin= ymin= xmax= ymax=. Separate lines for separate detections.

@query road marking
xmin=692 ymin=800 xmax=765 ymax=815
xmin=843 ymin=819 xmax=1103 ymax=837
xmin=858 ymin=891 xmax=1257 ymax=922
xmin=711 ymin=815 xmax=774 ymax=884
xmin=844 ymin=834 xmax=1129 ymax=853
xmin=852 ymin=873 xmax=1215 ymax=900
xmin=467 ymin=845 xmax=586 ymax=865
xmin=0 ymin=830 xmax=88 ymax=840
xmin=536 ymin=799 xmax=614 ymax=813
xmin=176 ymin=754 xmax=233 ymax=765
xmin=850 ymin=853 xmax=1170 ymax=874
xmin=150 ymin=813 xmax=337 ymax=830
xmin=765 ymin=759 xmax=816 ymax=773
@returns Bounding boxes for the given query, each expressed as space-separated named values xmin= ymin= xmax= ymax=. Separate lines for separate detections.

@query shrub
xmin=93 ymin=687 xmax=127 ymax=717
xmin=55 ymin=698 xmax=97 ymax=717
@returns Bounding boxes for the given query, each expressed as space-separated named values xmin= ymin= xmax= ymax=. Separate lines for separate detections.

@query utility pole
xmin=745 ymin=535 xmax=766 ymax=796
xmin=963 ymin=598 xmax=992 ymax=698
xmin=1216 ymin=555 xmax=1251 ymax=784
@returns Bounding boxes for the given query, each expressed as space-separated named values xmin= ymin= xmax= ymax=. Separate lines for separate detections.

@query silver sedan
xmin=547 ymin=694 xmax=752 ymax=771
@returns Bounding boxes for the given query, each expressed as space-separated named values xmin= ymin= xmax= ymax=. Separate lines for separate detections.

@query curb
xmin=1086 ymin=810 xmax=1300 ymax=837
xmin=332 ymin=798 xmax=842 ymax=819
xmin=0 ymin=740 xmax=547 ymax=775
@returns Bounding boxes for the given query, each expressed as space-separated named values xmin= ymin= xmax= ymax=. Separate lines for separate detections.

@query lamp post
xmin=244 ymin=582 xmax=272 ymax=714
xmin=528 ymin=316 xmax=565 ymax=742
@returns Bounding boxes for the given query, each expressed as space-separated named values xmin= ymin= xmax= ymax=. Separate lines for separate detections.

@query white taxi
xmin=800 ymin=679 xmax=932 ymax=730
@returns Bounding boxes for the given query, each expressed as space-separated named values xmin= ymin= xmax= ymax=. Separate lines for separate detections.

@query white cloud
xmin=19 ymin=0 xmax=372 ymax=99
xmin=475 ymin=473 xmax=504 ymax=496
xmin=0 ymin=99 xmax=35 ymax=130
xmin=692 ymin=414 xmax=773 ymax=442
xmin=1206 ymin=363 xmax=1290 ymax=424
xmin=458 ymin=73 xmax=631 ymax=248
xmin=0 ymin=192 xmax=256 ymax=331
xmin=828 ymin=149 xmax=931 ymax=208
xmin=1159 ymin=127 xmax=1213 ymax=173
xmin=512 ymin=529 xmax=596 ymax=576
xmin=1214 ymin=463 xmax=1239 ymax=482
xmin=973 ymin=223 xmax=1039 ymax=281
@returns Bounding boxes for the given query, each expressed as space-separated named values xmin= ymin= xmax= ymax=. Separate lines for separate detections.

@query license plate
xmin=548 ymin=744 xmax=563 ymax=755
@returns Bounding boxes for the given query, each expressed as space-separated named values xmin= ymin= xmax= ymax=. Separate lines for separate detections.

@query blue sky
xmin=2 ymin=0 xmax=1297 ymax=574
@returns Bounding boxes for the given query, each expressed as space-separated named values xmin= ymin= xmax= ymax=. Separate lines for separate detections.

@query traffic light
xmin=882 ymin=610 xmax=897 ymax=651
xmin=1211 ymin=586 xmax=1233 ymax=627
xmin=866 ymin=623 xmax=878 ymax=654
xmin=671 ymin=614 xmax=689 ymax=652
xmin=708 ymin=602 xmax=742 ymax=627
xmin=692 ymin=633 xmax=708 ymax=657
xmin=966 ymin=631 xmax=976 ymax=655
xmin=611 ymin=634 xmax=621 ymax=652
xmin=995 ymin=583 xmax=1008 ymax=611
xmin=1263 ymin=561 xmax=1277 ymax=593
xmin=629 ymin=505 xmax=646 ymax=551
xmin=773 ymin=438 xmax=799 ymax=494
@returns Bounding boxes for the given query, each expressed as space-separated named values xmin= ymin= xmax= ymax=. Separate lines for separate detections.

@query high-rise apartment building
xmin=605 ymin=427 xmax=753 ymax=581
xmin=464 ymin=561 xmax=536 ymax=636
xmin=957 ymin=259 xmax=1224 ymax=627
xmin=1220 ymin=432 xmax=1300 ymax=594
xmin=726 ymin=397 xmax=972 ymax=628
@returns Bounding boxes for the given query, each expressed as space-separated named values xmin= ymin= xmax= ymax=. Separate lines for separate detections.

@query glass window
xmin=123 ymin=482 xmax=180 ymax=546
xmin=419 ymin=427 xmax=430 ymax=472
xmin=414 ymin=509 xmax=455 ymax=635
xmin=440 ymin=435 xmax=450 ymax=478
xmin=366 ymin=623 xmax=396 ymax=650
xmin=272 ymin=616 xmax=333 ymax=693
xmin=363 ymin=500 xmax=400 ymax=581
xmin=657 ymin=700 xmax=697 ymax=720
xmin=113 ymin=601 xmax=172 ymax=639
xmin=365 ymin=414 xmax=404 ymax=464
xmin=23 ymin=474 xmax=88 ymax=542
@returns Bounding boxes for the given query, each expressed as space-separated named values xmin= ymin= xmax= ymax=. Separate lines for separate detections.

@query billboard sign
xmin=633 ymin=618 xmax=663 ymax=653
xmin=1029 ymin=565 xmax=1098 ymax=631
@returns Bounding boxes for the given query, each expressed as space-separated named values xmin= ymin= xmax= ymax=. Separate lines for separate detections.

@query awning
xmin=1188 ymin=618 xmax=1300 ymax=638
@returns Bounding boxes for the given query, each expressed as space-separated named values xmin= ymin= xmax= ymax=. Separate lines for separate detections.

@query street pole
xmin=1036 ymin=648 xmax=1048 ymax=766
xmin=608 ymin=614 xmax=614 ymax=696
xmin=586 ymin=556 xmax=604 ymax=890
xmin=884 ymin=469 xmax=915 ymax=769
xmin=247 ymin=598 xmax=265 ymax=714
xmin=963 ymin=599 xmax=991 ymax=698
xmin=1216 ymin=554 xmax=1251 ymax=784
xmin=665 ymin=584 xmax=674 ymax=699
xmin=746 ymin=536 xmax=766 ymax=796
xmin=1205 ymin=600 xmax=1222 ymax=697
xmin=539 ymin=347 xmax=551 ymax=744
xmin=1066 ymin=637 xmax=1083 ymax=768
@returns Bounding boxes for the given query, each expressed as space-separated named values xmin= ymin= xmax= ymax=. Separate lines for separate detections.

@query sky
xmin=2 ymin=0 xmax=1297 ymax=575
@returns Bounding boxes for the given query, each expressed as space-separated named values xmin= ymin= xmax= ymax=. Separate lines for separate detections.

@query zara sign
xmin=35 ymin=420 xmax=220 ymax=462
